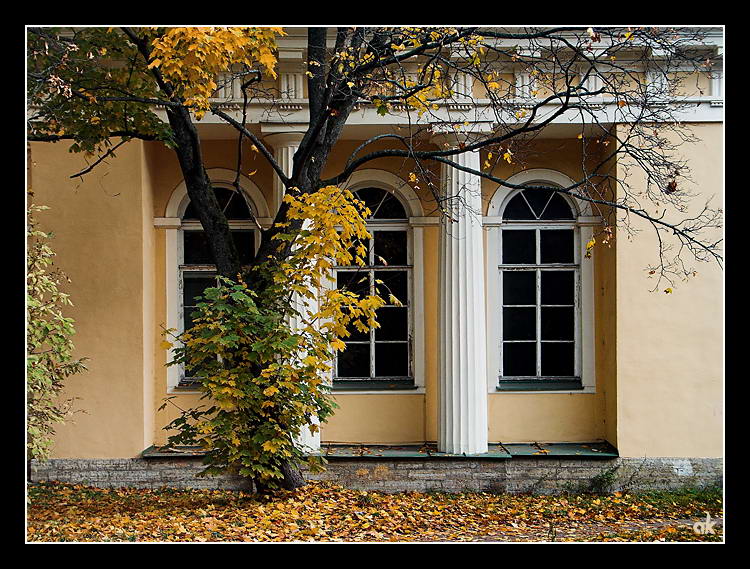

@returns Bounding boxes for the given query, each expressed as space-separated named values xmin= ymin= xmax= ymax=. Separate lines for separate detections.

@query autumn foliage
xmin=27 ymin=201 xmax=87 ymax=460
xmin=27 ymin=482 xmax=723 ymax=542
xmin=162 ymin=187 xmax=386 ymax=488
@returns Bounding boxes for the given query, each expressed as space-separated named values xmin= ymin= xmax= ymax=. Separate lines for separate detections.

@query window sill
xmin=332 ymin=379 xmax=419 ymax=393
xmin=497 ymin=379 xmax=583 ymax=392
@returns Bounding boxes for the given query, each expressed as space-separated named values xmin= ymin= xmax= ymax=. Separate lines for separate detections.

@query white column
xmin=265 ymin=131 xmax=320 ymax=453
xmin=265 ymin=132 xmax=304 ymax=216
xmin=437 ymin=138 xmax=489 ymax=455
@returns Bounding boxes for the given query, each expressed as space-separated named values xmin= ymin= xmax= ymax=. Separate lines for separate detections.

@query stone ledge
xmin=29 ymin=456 xmax=722 ymax=495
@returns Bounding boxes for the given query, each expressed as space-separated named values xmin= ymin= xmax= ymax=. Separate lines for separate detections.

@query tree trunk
xmin=166 ymin=106 xmax=242 ymax=278
xmin=254 ymin=460 xmax=306 ymax=493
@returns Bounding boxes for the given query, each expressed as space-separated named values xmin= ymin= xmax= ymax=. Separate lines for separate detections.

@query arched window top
xmin=352 ymin=187 xmax=408 ymax=220
xmin=182 ymin=186 xmax=254 ymax=221
xmin=488 ymin=169 xmax=595 ymax=219
xmin=503 ymin=188 xmax=575 ymax=221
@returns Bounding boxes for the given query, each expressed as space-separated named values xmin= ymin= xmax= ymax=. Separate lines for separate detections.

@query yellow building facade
xmin=28 ymin=29 xmax=724 ymax=466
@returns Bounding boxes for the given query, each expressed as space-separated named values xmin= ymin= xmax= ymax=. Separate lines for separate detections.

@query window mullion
xmin=536 ymin=268 xmax=541 ymax=376
xmin=370 ymin=268 xmax=376 ymax=379
xmin=536 ymin=229 xmax=541 ymax=376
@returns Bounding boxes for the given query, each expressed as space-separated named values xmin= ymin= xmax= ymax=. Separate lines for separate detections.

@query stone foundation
xmin=29 ymin=456 xmax=722 ymax=494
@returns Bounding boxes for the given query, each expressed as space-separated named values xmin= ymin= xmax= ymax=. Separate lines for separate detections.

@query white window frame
xmin=331 ymin=221 xmax=413 ymax=386
xmin=326 ymin=169 xmax=426 ymax=394
xmin=485 ymin=169 xmax=600 ymax=394
xmin=158 ymin=168 xmax=271 ymax=393
xmin=178 ymin=214 xmax=261 ymax=388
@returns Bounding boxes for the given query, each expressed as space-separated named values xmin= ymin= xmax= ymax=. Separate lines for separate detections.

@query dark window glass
xmin=540 ymin=229 xmax=574 ymax=263
xmin=183 ymin=187 xmax=253 ymax=220
xmin=353 ymin=187 xmax=407 ymax=219
xmin=503 ymin=307 xmax=536 ymax=340
xmin=523 ymin=188 xmax=555 ymax=218
xmin=345 ymin=236 xmax=371 ymax=266
xmin=503 ymin=342 xmax=536 ymax=376
xmin=541 ymin=342 xmax=575 ymax=376
xmin=183 ymin=230 xmax=255 ymax=265
xmin=502 ymin=193 xmax=535 ymax=220
xmin=336 ymin=270 xmax=370 ymax=297
xmin=375 ymin=343 xmax=408 ymax=376
xmin=502 ymin=271 xmax=536 ymax=305
xmin=183 ymin=231 xmax=213 ymax=264
xmin=375 ymin=270 xmax=408 ymax=304
xmin=541 ymin=307 xmax=574 ymax=340
xmin=232 ymin=230 xmax=255 ymax=265
xmin=338 ymin=343 xmax=371 ymax=377
xmin=374 ymin=231 xmax=407 ymax=266
xmin=342 ymin=309 xmax=370 ymax=341
xmin=541 ymin=271 xmax=575 ymax=305
xmin=183 ymin=273 xmax=216 ymax=330
xmin=502 ymin=230 xmax=535 ymax=264
xmin=375 ymin=307 xmax=408 ymax=341
xmin=221 ymin=188 xmax=253 ymax=219
xmin=540 ymin=193 xmax=575 ymax=220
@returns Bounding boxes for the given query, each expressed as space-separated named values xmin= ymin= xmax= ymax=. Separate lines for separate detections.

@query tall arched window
xmin=498 ymin=187 xmax=581 ymax=389
xmin=178 ymin=186 xmax=259 ymax=388
xmin=333 ymin=187 xmax=413 ymax=390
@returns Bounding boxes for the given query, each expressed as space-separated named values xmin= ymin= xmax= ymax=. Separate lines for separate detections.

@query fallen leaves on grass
xmin=27 ymin=482 xmax=723 ymax=542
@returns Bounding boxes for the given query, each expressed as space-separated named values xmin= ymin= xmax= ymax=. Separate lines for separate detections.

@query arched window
xmin=499 ymin=187 xmax=580 ymax=388
xmin=178 ymin=186 xmax=259 ymax=388
xmin=486 ymin=170 xmax=598 ymax=393
xmin=333 ymin=187 xmax=413 ymax=389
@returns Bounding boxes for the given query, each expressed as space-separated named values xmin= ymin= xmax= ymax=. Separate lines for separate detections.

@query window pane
xmin=341 ymin=308 xmax=370 ymax=341
xmin=502 ymin=230 xmax=535 ymax=264
xmin=232 ymin=230 xmax=255 ymax=265
xmin=336 ymin=271 xmax=370 ymax=297
xmin=540 ymin=193 xmax=574 ymax=220
xmin=523 ymin=189 xmax=555 ymax=219
xmin=374 ymin=231 xmax=407 ymax=266
xmin=182 ymin=188 xmax=253 ymax=220
xmin=183 ymin=231 xmax=213 ymax=264
xmin=541 ymin=271 xmax=575 ymax=305
xmin=221 ymin=189 xmax=253 ymax=219
xmin=503 ymin=342 xmax=536 ymax=376
xmin=344 ymin=236 xmax=370 ymax=266
xmin=183 ymin=274 xmax=215 ymax=307
xmin=184 ymin=230 xmax=254 ymax=265
xmin=503 ymin=307 xmax=536 ymax=340
xmin=541 ymin=307 xmax=575 ymax=340
xmin=338 ymin=343 xmax=371 ymax=377
xmin=183 ymin=274 xmax=215 ymax=329
xmin=375 ymin=343 xmax=408 ymax=376
xmin=375 ymin=270 xmax=408 ymax=304
xmin=374 ymin=193 xmax=407 ymax=219
xmin=540 ymin=229 xmax=574 ymax=264
xmin=375 ymin=307 xmax=408 ymax=341
xmin=502 ymin=271 xmax=536 ymax=305
xmin=354 ymin=187 xmax=407 ymax=219
xmin=541 ymin=342 xmax=575 ymax=376
xmin=502 ymin=193 xmax=535 ymax=220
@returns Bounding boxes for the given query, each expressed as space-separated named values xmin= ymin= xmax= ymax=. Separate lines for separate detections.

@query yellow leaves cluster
xmin=585 ymin=237 xmax=596 ymax=259
xmin=149 ymin=27 xmax=285 ymax=119
xmin=274 ymin=185 xmax=386 ymax=350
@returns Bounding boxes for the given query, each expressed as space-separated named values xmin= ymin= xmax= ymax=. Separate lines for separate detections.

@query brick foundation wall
xmin=29 ymin=457 xmax=722 ymax=494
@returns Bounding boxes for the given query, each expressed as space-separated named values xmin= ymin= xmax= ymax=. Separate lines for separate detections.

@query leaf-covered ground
xmin=27 ymin=482 xmax=723 ymax=542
